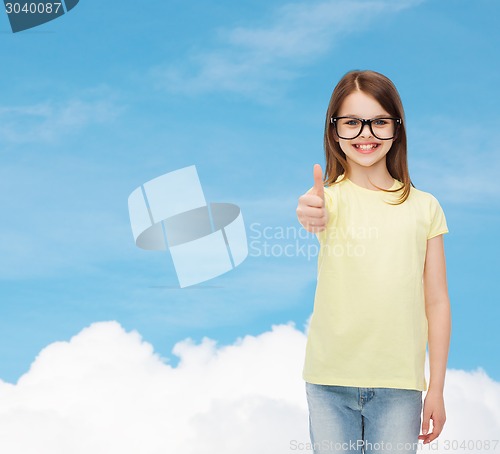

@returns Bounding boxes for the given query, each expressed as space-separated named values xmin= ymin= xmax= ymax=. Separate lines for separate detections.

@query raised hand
xmin=296 ymin=164 xmax=328 ymax=233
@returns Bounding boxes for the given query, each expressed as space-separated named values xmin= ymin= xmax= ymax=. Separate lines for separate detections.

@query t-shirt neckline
xmin=345 ymin=177 xmax=400 ymax=193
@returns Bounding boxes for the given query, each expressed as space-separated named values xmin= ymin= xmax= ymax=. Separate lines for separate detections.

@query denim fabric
xmin=305 ymin=382 xmax=422 ymax=453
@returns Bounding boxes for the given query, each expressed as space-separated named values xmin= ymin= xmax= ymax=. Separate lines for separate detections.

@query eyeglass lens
xmin=336 ymin=118 xmax=397 ymax=140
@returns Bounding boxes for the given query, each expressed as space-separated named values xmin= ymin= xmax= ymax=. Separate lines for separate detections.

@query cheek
xmin=338 ymin=140 xmax=351 ymax=154
xmin=382 ymin=141 xmax=394 ymax=154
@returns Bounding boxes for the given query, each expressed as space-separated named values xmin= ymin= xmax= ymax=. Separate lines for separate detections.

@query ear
xmin=329 ymin=115 xmax=339 ymax=142
xmin=393 ymin=120 xmax=403 ymax=141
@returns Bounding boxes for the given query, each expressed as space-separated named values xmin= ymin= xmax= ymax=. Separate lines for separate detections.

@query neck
xmin=346 ymin=157 xmax=394 ymax=190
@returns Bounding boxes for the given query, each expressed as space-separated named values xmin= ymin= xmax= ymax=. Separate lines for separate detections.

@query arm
xmin=418 ymin=234 xmax=451 ymax=444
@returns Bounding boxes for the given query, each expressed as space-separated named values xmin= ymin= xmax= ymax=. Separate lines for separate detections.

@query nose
xmin=359 ymin=123 xmax=372 ymax=138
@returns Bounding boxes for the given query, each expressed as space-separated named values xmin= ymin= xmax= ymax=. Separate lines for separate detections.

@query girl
xmin=296 ymin=70 xmax=451 ymax=454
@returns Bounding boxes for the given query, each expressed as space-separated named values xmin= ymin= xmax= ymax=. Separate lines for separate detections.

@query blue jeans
xmin=305 ymin=382 xmax=422 ymax=454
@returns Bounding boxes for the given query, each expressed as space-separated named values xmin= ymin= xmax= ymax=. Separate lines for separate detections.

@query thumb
xmin=421 ymin=407 xmax=431 ymax=435
xmin=313 ymin=164 xmax=324 ymax=201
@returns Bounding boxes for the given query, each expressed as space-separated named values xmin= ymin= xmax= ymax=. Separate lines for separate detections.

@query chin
xmin=346 ymin=154 xmax=385 ymax=168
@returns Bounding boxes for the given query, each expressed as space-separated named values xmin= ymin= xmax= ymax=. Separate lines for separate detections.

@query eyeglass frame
xmin=330 ymin=116 xmax=402 ymax=140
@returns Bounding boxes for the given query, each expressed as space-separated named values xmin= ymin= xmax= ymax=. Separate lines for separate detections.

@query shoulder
xmin=324 ymin=174 xmax=347 ymax=194
xmin=408 ymin=185 xmax=444 ymax=209
xmin=324 ymin=178 xmax=348 ymax=206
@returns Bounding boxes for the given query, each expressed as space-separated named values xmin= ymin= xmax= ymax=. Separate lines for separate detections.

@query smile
xmin=353 ymin=143 xmax=379 ymax=154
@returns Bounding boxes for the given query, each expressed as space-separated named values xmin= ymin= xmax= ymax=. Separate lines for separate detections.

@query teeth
xmin=355 ymin=144 xmax=378 ymax=150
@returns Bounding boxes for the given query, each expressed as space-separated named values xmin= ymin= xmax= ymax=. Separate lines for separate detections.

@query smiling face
xmin=335 ymin=90 xmax=395 ymax=170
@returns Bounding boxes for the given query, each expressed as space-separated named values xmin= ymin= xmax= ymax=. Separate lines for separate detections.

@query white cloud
xmin=0 ymin=92 xmax=123 ymax=144
xmin=153 ymin=0 xmax=423 ymax=99
xmin=0 ymin=320 xmax=498 ymax=454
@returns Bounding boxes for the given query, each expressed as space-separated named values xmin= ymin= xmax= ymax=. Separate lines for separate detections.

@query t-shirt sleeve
xmin=428 ymin=195 xmax=449 ymax=239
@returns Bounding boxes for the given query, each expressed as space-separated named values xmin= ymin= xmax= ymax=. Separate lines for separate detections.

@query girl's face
xmin=335 ymin=90 xmax=395 ymax=170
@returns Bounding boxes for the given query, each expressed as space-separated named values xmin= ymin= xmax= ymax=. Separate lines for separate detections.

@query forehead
xmin=338 ymin=90 xmax=390 ymax=117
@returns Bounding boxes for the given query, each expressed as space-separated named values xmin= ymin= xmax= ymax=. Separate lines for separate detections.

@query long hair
xmin=323 ymin=70 xmax=413 ymax=204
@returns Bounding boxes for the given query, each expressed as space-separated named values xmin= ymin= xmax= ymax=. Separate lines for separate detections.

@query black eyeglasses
xmin=330 ymin=116 xmax=402 ymax=140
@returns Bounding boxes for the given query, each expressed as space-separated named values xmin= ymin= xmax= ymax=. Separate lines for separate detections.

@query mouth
xmin=352 ymin=143 xmax=380 ymax=154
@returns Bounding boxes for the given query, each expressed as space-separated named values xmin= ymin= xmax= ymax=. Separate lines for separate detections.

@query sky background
xmin=0 ymin=0 xmax=499 ymax=451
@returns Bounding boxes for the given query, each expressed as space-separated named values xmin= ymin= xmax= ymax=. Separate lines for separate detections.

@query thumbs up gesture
xmin=296 ymin=164 xmax=329 ymax=233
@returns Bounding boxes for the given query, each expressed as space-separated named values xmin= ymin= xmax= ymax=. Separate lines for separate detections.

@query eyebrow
xmin=341 ymin=113 xmax=392 ymax=118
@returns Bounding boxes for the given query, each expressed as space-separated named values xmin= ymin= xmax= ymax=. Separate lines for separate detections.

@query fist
xmin=296 ymin=164 xmax=329 ymax=233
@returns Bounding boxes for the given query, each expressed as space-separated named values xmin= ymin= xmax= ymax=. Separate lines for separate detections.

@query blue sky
xmin=0 ymin=0 xmax=498 ymax=385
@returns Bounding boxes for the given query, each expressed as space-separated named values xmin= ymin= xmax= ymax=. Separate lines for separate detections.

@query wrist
xmin=426 ymin=385 xmax=444 ymax=395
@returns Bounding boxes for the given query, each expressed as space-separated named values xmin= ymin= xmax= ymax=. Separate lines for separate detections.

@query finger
xmin=300 ymin=205 xmax=326 ymax=218
xmin=418 ymin=434 xmax=432 ymax=445
xmin=429 ymin=418 xmax=445 ymax=439
xmin=427 ymin=432 xmax=441 ymax=443
xmin=300 ymin=194 xmax=325 ymax=209
xmin=418 ymin=434 xmax=429 ymax=443
xmin=419 ymin=430 xmax=439 ymax=444
xmin=307 ymin=224 xmax=327 ymax=233
xmin=303 ymin=212 xmax=327 ymax=228
xmin=421 ymin=410 xmax=431 ymax=436
xmin=305 ymin=216 xmax=326 ymax=228
xmin=313 ymin=164 xmax=324 ymax=201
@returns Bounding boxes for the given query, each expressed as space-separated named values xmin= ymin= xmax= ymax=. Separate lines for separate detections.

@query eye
xmin=373 ymin=119 xmax=390 ymax=126
xmin=343 ymin=119 xmax=360 ymax=127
